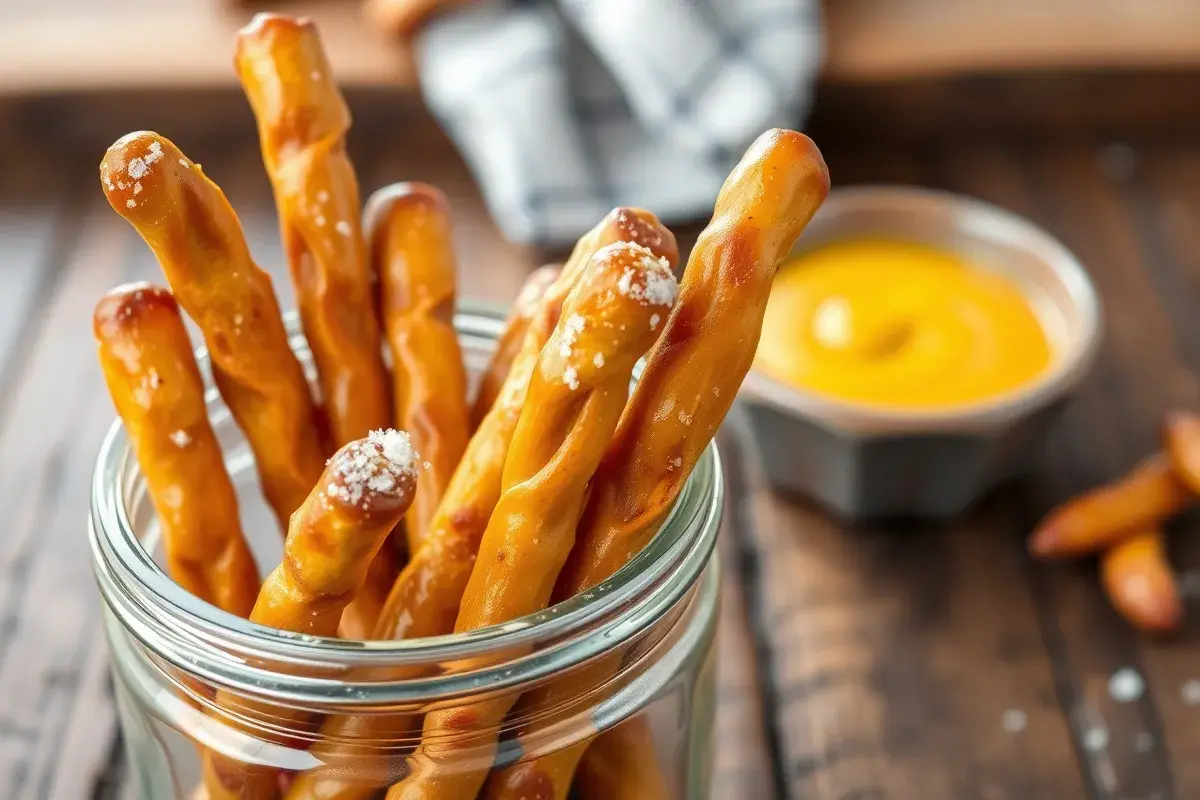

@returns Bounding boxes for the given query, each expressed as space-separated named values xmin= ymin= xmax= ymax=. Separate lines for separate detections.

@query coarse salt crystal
xmin=133 ymin=182 xmax=142 ymax=195
xmin=559 ymin=314 xmax=586 ymax=358
xmin=563 ymin=365 xmax=580 ymax=391
xmin=593 ymin=353 xmax=605 ymax=368
xmin=127 ymin=158 xmax=148 ymax=180
xmin=336 ymin=220 xmax=353 ymax=237
xmin=179 ymin=158 xmax=190 ymax=168
xmin=126 ymin=199 xmax=137 ymax=209
xmin=679 ymin=410 xmax=692 ymax=426
xmin=650 ymin=313 xmax=661 ymax=331
xmin=145 ymin=140 xmax=163 ymax=164
xmin=1108 ymin=667 xmax=1145 ymax=703
xmin=327 ymin=429 xmax=418 ymax=506
xmin=169 ymin=430 xmax=192 ymax=448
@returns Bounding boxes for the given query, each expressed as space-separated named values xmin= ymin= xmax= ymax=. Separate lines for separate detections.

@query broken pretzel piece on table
xmin=1029 ymin=409 xmax=1200 ymax=633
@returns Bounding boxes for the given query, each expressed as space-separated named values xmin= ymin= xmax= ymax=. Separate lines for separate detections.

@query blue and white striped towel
xmin=415 ymin=0 xmax=823 ymax=245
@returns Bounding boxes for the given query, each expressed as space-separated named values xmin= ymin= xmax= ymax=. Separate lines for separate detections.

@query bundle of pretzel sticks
xmin=1029 ymin=410 xmax=1200 ymax=635
xmin=92 ymin=12 xmax=829 ymax=800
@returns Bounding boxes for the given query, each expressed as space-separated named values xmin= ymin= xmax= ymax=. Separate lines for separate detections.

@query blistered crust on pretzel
xmin=365 ymin=182 xmax=470 ymax=552
xmin=471 ymin=264 xmax=561 ymax=427
xmin=1028 ymin=454 xmax=1193 ymax=559
xmin=203 ymin=431 xmax=418 ymax=800
xmin=94 ymin=283 xmax=260 ymax=618
xmin=383 ymin=242 xmax=677 ymax=800
xmin=100 ymin=130 xmax=326 ymax=532
xmin=236 ymin=13 xmax=392 ymax=450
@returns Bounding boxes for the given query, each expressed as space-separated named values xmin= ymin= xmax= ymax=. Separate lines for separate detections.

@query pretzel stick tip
xmin=1101 ymin=527 xmax=1184 ymax=634
xmin=94 ymin=282 xmax=260 ymax=618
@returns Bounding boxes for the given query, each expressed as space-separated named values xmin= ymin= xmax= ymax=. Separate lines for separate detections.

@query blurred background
xmin=7 ymin=2 xmax=1200 ymax=799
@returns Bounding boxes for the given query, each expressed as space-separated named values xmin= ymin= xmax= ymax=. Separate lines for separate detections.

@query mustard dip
xmin=756 ymin=240 xmax=1054 ymax=408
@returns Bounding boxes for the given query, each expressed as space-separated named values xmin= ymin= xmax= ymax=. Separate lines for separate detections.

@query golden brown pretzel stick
xmin=485 ymin=127 xmax=830 ymax=800
xmin=471 ymin=264 xmax=561 ymax=427
xmin=101 ymin=131 xmax=326 ymax=532
xmin=384 ymin=242 xmax=678 ymax=800
xmin=1028 ymin=454 xmax=1193 ymax=559
xmin=1101 ymin=527 xmax=1184 ymax=634
xmin=364 ymin=182 xmax=470 ymax=552
xmin=203 ymin=431 xmax=419 ymax=800
xmin=235 ymin=14 xmax=398 ymax=638
xmin=282 ymin=210 xmax=678 ymax=800
xmin=94 ymin=283 xmax=260 ymax=617
xmin=235 ymin=13 xmax=392 ymax=451
xmin=1164 ymin=410 xmax=1200 ymax=495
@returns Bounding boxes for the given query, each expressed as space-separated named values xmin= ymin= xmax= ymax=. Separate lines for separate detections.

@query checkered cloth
xmin=415 ymin=0 xmax=823 ymax=245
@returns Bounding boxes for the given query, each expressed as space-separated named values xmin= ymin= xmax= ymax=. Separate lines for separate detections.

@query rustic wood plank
xmin=714 ymin=430 xmax=782 ymax=799
xmin=729 ymin=407 xmax=1088 ymax=800
xmin=0 ymin=192 xmax=157 ymax=799
xmin=938 ymin=141 xmax=1194 ymax=799
xmin=8 ymin=0 xmax=1200 ymax=96
xmin=1119 ymin=142 xmax=1200 ymax=797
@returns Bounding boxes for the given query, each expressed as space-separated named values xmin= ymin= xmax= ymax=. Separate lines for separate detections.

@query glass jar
xmin=89 ymin=306 xmax=723 ymax=800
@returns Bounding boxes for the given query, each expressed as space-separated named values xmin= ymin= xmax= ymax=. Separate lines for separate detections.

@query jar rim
xmin=89 ymin=306 xmax=723 ymax=705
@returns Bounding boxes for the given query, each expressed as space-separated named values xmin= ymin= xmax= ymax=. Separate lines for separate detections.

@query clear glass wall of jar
xmin=89 ymin=307 xmax=723 ymax=800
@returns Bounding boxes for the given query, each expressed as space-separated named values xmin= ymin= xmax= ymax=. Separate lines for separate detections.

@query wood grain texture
xmin=7 ymin=0 xmax=1200 ymax=95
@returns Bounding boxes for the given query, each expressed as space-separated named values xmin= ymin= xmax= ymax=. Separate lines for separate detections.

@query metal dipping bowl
xmin=741 ymin=186 xmax=1103 ymax=520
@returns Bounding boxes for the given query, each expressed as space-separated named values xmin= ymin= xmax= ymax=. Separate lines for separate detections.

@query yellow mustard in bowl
xmin=756 ymin=239 xmax=1054 ymax=408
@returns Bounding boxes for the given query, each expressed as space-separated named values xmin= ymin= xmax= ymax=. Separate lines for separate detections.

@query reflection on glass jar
xmin=89 ymin=307 xmax=722 ymax=800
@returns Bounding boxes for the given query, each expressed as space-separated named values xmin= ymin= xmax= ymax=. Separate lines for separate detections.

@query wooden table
xmin=4 ymin=104 xmax=1200 ymax=800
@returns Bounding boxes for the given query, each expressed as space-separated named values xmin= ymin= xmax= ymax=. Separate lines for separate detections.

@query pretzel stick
xmin=570 ymin=719 xmax=667 ymax=800
xmin=484 ymin=127 xmax=830 ymax=800
xmin=364 ymin=183 xmax=470 ymax=552
xmin=1101 ymin=527 xmax=1184 ymax=634
xmin=94 ymin=283 xmax=260 ymax=617
xmin=101 ymin=131 xmax=326 ymax=531
xmin=202 ymin=431 xmax=419 ymax=800
xmin=235 ymin=14 xmax=399 ymax=637
xmin=235 ymin=13 xmax=392 ymax=449
xmin=471 ymin=264 xmax=560 ymax=427
xmin=1028 ymin=454 xmax=1193 ymax=559
xmin=383 ymin=242 xmax=678 ymax=800
xmin=282 ymin=210 xmax=677 ymax=800
xmin=1164 ymin=410 xmax=1200 ymax=495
